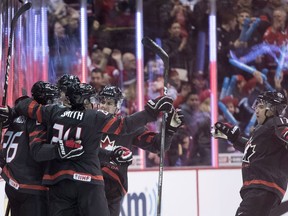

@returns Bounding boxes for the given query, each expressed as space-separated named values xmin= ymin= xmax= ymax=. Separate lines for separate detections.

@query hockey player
xmin=0 ymin=81 xmax=83 ymax=216
xmin=96 ymin=85 xmax=184 ymax=216
xmin=56 ymin=74 xmax=80 ymax=107
xmin=211 ymin=91 xmax=288 ymax=216
xmin=12 ymin=82 xmax=174 ymax=216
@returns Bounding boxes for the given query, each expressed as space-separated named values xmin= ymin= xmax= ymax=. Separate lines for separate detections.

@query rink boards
xmin=1 ymin=167 xmax=288 ymax=216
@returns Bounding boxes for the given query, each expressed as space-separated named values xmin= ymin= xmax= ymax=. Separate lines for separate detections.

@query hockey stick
xmin=142 ymin=37 xmax=169 ymax=216
xmin=2 ymin=3 xmax=32 ymax=216
xmin=2 ymin=2 xmax=32 ymax=107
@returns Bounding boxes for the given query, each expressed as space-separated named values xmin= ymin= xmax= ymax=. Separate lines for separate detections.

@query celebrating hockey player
xmin=212 ymin=91 xmax=288 ymax=216
xmin=96 ymin=85 xmax=184 ymax=216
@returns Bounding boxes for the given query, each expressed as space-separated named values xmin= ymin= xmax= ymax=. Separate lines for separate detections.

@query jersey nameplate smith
xmin=60 ymin=111 xmax=84 ymax=120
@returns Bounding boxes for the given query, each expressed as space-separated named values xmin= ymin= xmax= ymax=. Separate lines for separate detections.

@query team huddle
xmin=0 ymin=74 xmax=184 ymax=216
xmin=1 ymin=73 xmax=288 ymax=216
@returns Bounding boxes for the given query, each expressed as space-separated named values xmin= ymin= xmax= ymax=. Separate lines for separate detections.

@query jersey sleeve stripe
xmin=102 ymin=117 xmax=118 ymax=133
xmin=36 ymin=105 xmax=43 ymax=123
xmin=28 ymin=100 xmax=37 ymax=118
xmin=2 ymin=166 xmax=48 ymax=191
xmin=102 ymin=167 xmax=127 ymax=194
xmin=114 ymin=118 xmax=124 ymax=135
xmin=243 ymin=179 xmax=286 ymax=196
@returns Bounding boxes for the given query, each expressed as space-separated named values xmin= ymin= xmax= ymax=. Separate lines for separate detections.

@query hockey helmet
xmin=252 ymin=91 xmax=287 ymax=116
xmin=66 ymin=83 xmax=96 ymax=110
xmin=98 ymin=85 xmax=124 ymax=109
xmin=57 ymin=74 xmax=80 ymax=93
xmin=31 ymin=81 xmax=59 ymax=105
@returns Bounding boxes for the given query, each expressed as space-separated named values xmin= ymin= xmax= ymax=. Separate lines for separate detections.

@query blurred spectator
xmin=159 ymin=0 xmax=193 ymax=39
xmin=199 ymin=89 xmax=211 ymax=113
xmin=48 ymin=0 xmax=80 ymax=29
xmin=263 ymin=7 xmax=288 ymax=46
xmin=122 ymin=52 xmax=136 ymax=86
xmin=92 ymin=0 xmax=135 ymax=51
xmin=191 ymin=71 xmax=209 ymax=95
xmin=166 ymin=128 xmax=191 ymax=166
xmin=235 ymin=0 xmax=253 ymax=12
xmin=146 ymin=152 xmax=160 ymax=167
xmin=180 ymin=90 xmax=211 ymax=165
xmin=266 ymin=0 xmax=286 ymax=20
xmin=262 ymin=7 xmax=288 ymax=74
xmin=173 ymin=81 xmax=192 ymax=108
xmin=88 ymin=18 xmax=112 ymax=52
xmin=168 ymin=69 xmax=182 ymax=92
xmin=48 ymin=21 xmax=80 ymax=82
xmin=217 ymin=12 xmax=238 ymax=88
xmin=89 ymin=68 xmax=105 ymax=93
xmin=162 ymin=21 xmax=193 ymax=72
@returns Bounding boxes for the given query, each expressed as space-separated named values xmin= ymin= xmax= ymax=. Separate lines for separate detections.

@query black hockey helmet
xmin=252 ymin=91 xmax=287 ymax=116
xmin=66 ymin=83 xmax=96 ymax=110
xmin=98 ymin=85 xmax=124 ymax=109
xmin=31 ymin=81 xmax=59 ymax=105
xmin=57 ymin=74 xmax=80 ymax=93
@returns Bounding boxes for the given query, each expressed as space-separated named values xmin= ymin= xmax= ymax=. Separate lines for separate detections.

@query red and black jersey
xmin=15 ymin=98 xmax=156 ymax=186
xmin=234 ymin=116 xmax=288 ymax=200
xmin=100 ymin=127 xmax=172 ymax=195
xmin=1 ymin=116 xmax=48 ymax=195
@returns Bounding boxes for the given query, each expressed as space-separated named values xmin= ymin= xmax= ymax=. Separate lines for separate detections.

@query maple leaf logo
xmin=242 ymin=138 xmax=256 ymax=163
xmin=100 ymin=135 xmax=115 ymax=150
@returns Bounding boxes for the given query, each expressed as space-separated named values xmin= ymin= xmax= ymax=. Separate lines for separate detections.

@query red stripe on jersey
xmin=243 ymin=179 xmax=285 ymax=195
xmin=3 ymin=166 xmax=48 ymax=191
xmin=102 ymin=118 xmax=118 ymax=133
xmin=43 ymin=170 xmax=104 ymax=181
xmin=30 ymin=130 xmax=42 ymax=137
xmin=114 ymin=118 xmax=124 ymax=135
xmin=137 ymin=131 xmax=153 ymax=143
xmin=102 ymin=167 xmax=127 ymax=194
xmin=30 ymin=137 xmax=46 ymax=144
xmin=36 ymin=105 xmax=42 ymax=123
xmin=28 ymin=100 xmax=37 ymax=118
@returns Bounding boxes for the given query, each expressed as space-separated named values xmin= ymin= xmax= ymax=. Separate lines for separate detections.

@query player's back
xmin=1 ymin=116 xmax=48 ymax=195
xmin=42 ymin=108 xmax=115 ymax=186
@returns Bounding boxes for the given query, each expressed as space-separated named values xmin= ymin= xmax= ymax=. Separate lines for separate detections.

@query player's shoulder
xmin=272 ymin=117 xmax=288 ymax=127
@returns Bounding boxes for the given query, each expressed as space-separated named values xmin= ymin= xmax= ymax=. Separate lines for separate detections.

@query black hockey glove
xmin=145 ymin=96 xmax=173 ymax=118
xmin=56 ymin=140 xmax=84 ymax=159
xmin=110 ymin=146 xmax=133 ymax=166
xmin=213 ymin=122 xmax=240 ymax=142
xmin=166 ymin=109 xmax=184 ymax=135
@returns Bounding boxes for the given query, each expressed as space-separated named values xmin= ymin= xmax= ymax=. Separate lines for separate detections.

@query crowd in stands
xmin=46 ymin=0 xmax=288 ymax=167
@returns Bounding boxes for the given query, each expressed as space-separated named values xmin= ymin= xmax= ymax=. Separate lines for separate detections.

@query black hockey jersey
xmin=100 ymin=127 xmax=172 ymax=194
xmin=15 ymin=98 xmax=156 ymax=186
xmin=234 ymin=116 xmax=288 ymax=200
xmin=1 ymin=116 xmax=48 ymax=195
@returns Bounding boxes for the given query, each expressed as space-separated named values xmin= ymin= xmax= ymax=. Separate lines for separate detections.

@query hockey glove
xmin=166 ymin=109 xmax=184 ymax=135
xmin=57 ymin=140 xmax=84 ymax=159
xmin=213 ymin=122 xmax=240 ymax=142
xmin=110 ymin=146 xmax=133 ymax=166
xmin=145 ymin=96 xmax=173 ymax=118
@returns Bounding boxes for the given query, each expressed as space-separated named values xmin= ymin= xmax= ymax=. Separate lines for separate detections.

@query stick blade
xmin=11 ymin=2 xmax=32 ymax=28
xmin=141 ymin=37 xmax=169 ymax=66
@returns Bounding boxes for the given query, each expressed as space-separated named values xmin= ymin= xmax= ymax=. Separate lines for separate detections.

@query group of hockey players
xmin=0 ymin=74 xmax=184 ymax=216
xmin=1 ymin=73 xmax=288 ymax=216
